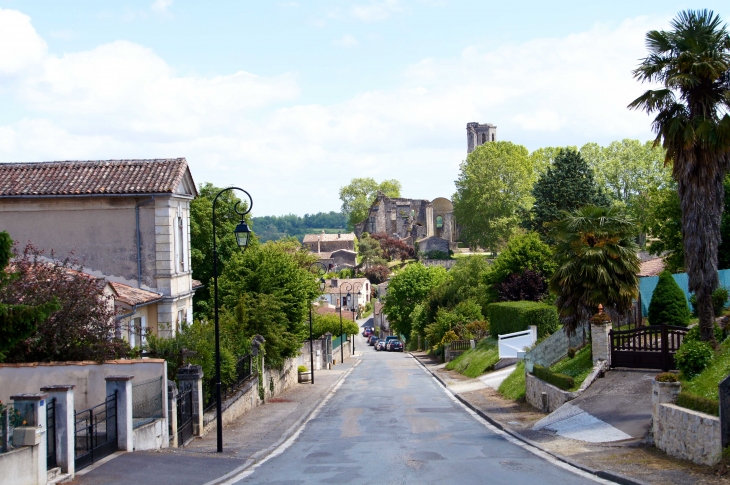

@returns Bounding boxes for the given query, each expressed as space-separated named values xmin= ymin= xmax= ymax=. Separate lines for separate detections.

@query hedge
xmin=676 ymin=391 xmax=719 ymax=417
xmin=486 ymin=301 xmax=559 ymax=338
xmin=532 ymin=364 xmax=575 ymax=391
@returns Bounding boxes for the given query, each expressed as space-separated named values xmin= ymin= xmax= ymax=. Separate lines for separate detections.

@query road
xmin=227 ymin=331 xmax=611 ymax=485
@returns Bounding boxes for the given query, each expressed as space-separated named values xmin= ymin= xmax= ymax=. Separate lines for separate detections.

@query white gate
xmin=498 ymin=326 xmax=537 ymax=359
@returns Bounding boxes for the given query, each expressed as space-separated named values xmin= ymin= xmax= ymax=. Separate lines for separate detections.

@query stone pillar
xmin=470 ymin=339 xmax=476 ymax=350
xmin=10 ymin=393 xmax=48 ymax=485
xmin=105 ymin=375 xmax=134 ymax=451
xmin=177 ymin=365 xmax=204 ymax=436
xmin=720 ymin=374 xmax=730 ymax=448
xmin=167 ymin=381 xmax=178 ymax=448
xmin=40 ymin=385 xmax=76 ymax=477
xmin=590 ymin=306 xmax=612 ymax=366
xmin=652 ymin=378 xmax=681 ymax=416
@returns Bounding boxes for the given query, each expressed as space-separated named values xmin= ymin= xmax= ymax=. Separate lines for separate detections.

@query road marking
xmin=411 ymin=356 xmax=616 ymax=485
xmin=208 ymin=360 xmax=360 ymax=485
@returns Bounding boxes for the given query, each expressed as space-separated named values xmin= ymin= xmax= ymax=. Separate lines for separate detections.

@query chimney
xmin=338 ymin=232 xmax=341 ymax=238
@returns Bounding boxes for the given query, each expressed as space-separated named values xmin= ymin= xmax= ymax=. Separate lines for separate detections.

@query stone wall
xmin=525 ymin=361 xmax=608 ymax=413
xmin=133 ymin=418 xmax=167 ymax=451
xmin=421 ymin=259 xmax=456 ymax=270
xmin=654 ymin=403 xmax=721 ymax=466
xmin=524 ymin=324 xmax=588 ymax=372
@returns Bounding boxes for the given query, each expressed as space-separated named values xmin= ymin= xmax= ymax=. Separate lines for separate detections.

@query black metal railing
xmin=47 ymin=398 xmax=57 ymax=469
xmin=74 ymin=392 xmax=118 ymax=471
xmin=204 ymin=354 xmax=254 ymax=413
xmin=132 ymin=377 xmax=164 ymax=428
xmin=176 ymin=388 xmax=193 ymax=446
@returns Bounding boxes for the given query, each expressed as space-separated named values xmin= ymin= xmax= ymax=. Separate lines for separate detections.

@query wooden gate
xmin=610 ymin=324 xmax=687 ymax=371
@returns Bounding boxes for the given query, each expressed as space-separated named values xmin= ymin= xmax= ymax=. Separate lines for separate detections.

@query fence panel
xmin=203 ymin=354 xmax=254 ymax=414
xmin=0 ymin=401 xmax=23 ymax=453
xmin=132 ymin=377 xmax=164 ymax=428
xmin=176 ymin=388 xmax=193 ymax=447
xmin=498 ymin=327 xmax=537 ymax=359
xmin=47 ymin=397 xmax=57 ymax=469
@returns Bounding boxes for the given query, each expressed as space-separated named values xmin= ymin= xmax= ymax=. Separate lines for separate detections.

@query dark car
xmin=389 ymin=340 xmax=403 ymax=352
xmin=368 ymin=335 xmax=379 ymax=346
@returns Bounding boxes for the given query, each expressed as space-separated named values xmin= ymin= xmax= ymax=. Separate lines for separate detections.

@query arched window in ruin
xmin=436 ymin=215 xmax=443 ymax=228
xmin=491 ymin=133 xmax=495 ymax=141
xmin=481 ymin=133 xmax=486 ymax=144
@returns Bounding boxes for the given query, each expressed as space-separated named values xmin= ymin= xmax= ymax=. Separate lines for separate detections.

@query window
xmin=178 ymin=216 xmax=185 ymax=272
xmin=491 ymin=133 xmax=495 ymax=141
xmin=129 ymin=317 xmax=142 ymax=348
xmin=436 ymin=215 xmax=443 ymax=228
xmin=177 ymin=309 xmax=187 ymax=334
xmin=481 ymin=133 xmax=486 ymax=144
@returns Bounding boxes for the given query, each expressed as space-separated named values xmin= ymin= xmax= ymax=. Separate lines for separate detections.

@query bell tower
xmin=466 ymin=122 xmax=497 ymax=153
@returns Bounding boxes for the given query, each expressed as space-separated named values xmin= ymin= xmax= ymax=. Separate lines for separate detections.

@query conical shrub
xmin=648 ymin=271 xmax=690 ymax=327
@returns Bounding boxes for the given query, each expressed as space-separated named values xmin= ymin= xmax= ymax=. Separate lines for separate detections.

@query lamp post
xmin=350 ymin=286 xmax=363 ymax=355
xmin=308 ymin=262 xmax=327 ymax=384
xmin=337 ymin=281 xmax=362 ymax=361
xmin=212 ymin=187 xmax=252 ymax=453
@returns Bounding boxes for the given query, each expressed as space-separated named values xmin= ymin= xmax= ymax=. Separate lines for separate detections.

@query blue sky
xmin=0 ymin=1 xmax=727 ymax=215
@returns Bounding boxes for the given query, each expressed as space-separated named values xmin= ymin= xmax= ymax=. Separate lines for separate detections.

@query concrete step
xmin=47 ymin=467 xmax=61 ymax=481
xmin=47 ymin=473 xmax=72 ymax=485
xmin=494 ymin=358 xmax=518 ymax=370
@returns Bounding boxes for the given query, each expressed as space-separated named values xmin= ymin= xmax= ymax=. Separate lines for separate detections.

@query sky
xmin=0 ymin=1 xmax=727 ymax=216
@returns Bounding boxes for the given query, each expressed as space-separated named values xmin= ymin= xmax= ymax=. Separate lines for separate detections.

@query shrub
xmin=495 ymin=270 xmax=548 ymax=302
xmin=567 ymin=347 xmax=576 ymax=359
xmin=466 ymin=320 xmax=489 ymax=340
xmin=532 ymin=364 xmax=575 ymax=391
xmin=674 ymin=340 xmax=714 ymax=378
xmin=676 ymin=391 xmax=719 ymax=416
xmin=655 ymin=372 xmax=678 ymax=382
xmin=297 ymin=365 xmax=308 ymax=373
xmin=425 ymin=250 xmax=450 ymax=260
xmin=689 ymin=286 xmax=730 ymax=317
xmin=486 ymin=301 xmax=559 ymax=338
xmin=648 ymin=271 xmax=690 ymax=327
xmin=363 ymin=264 xmax=390 ymax=284
xmin=683 ymin=323 xmax=725 ymax=344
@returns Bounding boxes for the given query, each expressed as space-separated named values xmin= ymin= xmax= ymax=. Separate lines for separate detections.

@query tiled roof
xmin=314 ymin=304 xmax=356 ymax=320
xmin=109 ymin=282 xmax=162 ymax=306
xmin=639 ymin=258 xmax=666 ymax=277
xmin=324 ymin=278 xmax=370 ymax=294
xmin=192 ymin=279 xmax=204 ymax=289
xmin=303 ymin=232 xmax=356 ymax=243
xmin=0 ymin=159 xmax=193 ymax=196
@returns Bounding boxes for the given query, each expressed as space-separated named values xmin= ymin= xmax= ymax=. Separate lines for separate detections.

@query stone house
xmin=353 ymin=192 xmax=458 ymax=253
xmin=304 ymin=231 xmax=357 ymax=271
xmin=323 ymin=277 xmax=371 ymax=311
xmin=0 ymin=158 xmax=200 ymax=341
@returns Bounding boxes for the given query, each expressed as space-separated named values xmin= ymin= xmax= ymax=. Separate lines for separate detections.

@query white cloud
xmin=351 ymin=0 xmax=403 ymax=22
xmin=333 ymin=34 xmax=359 ymax=48
xmin=49 ymin=29 xmax=78 ymax=40
xmin=0 ymin=10 xmax=663 ymax=215
xmin=151 ymin=0 xmax=173 ymax=13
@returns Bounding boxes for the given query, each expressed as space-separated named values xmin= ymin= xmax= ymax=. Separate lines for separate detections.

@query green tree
xmin=339 ymin=178 xmax=401 ymax=230
xmin=720 ymin=175 xmax=730 ymax=270
xmin=629 ymin=9 xmax=730 ymax=343
xmin=549 ymin=205 xmax=641 ymax=334
xmin=384 ymin=263 xmax=447 ymax=340
xmin=581 ymin=140 xmax=670 ymax=235
xmin=648 ymin=271 xmax=691 ymax=327
xmin=528 ymin=148 xmax=610 ymax=241
xmin=645 ymin=182 xmax=684 ymax=272
xmin=0 ymin=232 xmax=59 ymax=362
xmin=190 ymin=183 xmax=252 ymax=318
xmin=485 ymin=232 xmax=556 ymax=287
xmin=357 ymin=233 xmax=386 ymax=268
xmin=312 ymin=313 xmax=358 ymax=338
xmin=453 ymin=141 xmax=536 ymax=252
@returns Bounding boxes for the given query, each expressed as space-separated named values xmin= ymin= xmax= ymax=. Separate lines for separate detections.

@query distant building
xmin=322 ymin=278 xmax=371 ymax=310
xmin=304 ymin=230 xmax=357 ymax=271
xmin=467 ymin=122 xmax=497 ymax=154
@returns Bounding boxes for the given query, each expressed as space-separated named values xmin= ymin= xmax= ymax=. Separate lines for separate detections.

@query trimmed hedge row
xmin=487 ymin=301 xmax=559 ymax=338
xmin=532 ymin=364 xmax=575 ymax=391
xmin=676 ymin=391 xmax=719 ymax=417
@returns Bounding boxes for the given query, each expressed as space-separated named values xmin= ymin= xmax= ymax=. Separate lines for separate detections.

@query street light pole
xmin=349 ymin=283 xmax=362 ymax=355
xmin=212 ymin=187 xmax=253 ymax=453
xmin=308 ymin=262 xmax=327 ymax=384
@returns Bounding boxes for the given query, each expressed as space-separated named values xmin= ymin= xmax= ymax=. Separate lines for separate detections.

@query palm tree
xmin=549 ymin=206 xmax=641 ymax=335
xmin=629 ymin=10 xmax=730 ymax=343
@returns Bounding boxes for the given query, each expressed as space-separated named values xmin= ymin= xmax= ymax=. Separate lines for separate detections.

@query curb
xmin=203 ymin=358 xmax=359 ymax=485
xmin=409 ymin=353 xmax=650 ymax=485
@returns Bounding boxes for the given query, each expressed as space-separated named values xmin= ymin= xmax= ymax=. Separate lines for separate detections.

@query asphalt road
xmin=229 ymin=333 xmax=609 ymax=485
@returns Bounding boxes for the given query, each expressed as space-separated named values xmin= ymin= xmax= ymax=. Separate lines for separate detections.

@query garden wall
xmin=654 ymin=403 xmax=721 ymax=466
xmin=524 ymin=323 xmax=588 ymax=372
xmin=525 ymin=360 xmax=608 ymax=413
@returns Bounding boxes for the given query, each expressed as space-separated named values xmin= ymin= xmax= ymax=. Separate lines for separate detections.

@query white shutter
xmin=140 ymin=316 xmax=147 ymax=346
xmin=129 ymin=318 xmax=136 ymax=348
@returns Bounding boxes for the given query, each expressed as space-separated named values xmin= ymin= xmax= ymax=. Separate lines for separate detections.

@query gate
xmin=46 ymin=397 xmax=56 ymax=469
xmin=74 ymin=392 xmax=118 ymax=471
xmin=176 ymin=387 xmax=193 ymax=446
xmin=610 ymin=323 xmax=688 ymax=371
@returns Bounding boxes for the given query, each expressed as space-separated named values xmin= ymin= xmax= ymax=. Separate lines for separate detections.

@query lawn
xmin=444 ymin=338 xmax=499 ymax=378
xmin=548 ymin=345 xmax=593 ymax=392
xmin=679 ymin=337 xmax=730 ymax=402
xmin=498 ymin=361 xmax=526 ymax=400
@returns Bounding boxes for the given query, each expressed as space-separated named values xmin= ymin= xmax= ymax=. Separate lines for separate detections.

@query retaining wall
xmin=133 ymin=418 xmax=167 ymax=451
xmin=525 ymin=361 xmax=608 ymax=413
xmin=654 ymin=403 xmax=721 ymax=466
xmin=524 ymin=323 xmax=588 ymax=372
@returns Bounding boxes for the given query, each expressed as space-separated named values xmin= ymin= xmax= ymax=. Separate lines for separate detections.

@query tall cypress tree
xmin=648 ymin=271 xmax=691 ymax=327
xmin=528 ymin=148 xmax=610 ymax=241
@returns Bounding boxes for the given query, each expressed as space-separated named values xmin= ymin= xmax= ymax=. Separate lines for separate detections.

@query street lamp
xmin=212 ymin=187 xmax=252 ymax=453
xmin=337 ymin=281 xmax=362 ymax=361
xmin=308 ymin=262 xmax=327 ymax=384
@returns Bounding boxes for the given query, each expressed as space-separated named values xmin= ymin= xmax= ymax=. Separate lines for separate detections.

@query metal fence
xmin=47 ymin=398 xmax=57 ymax=468
xmin=75 ymin=392 xmax=118 ymax=471
xmin=0 ymin=401 xmax=24 ymax=453
xmin=132 ymin=377 xmax=164 ymax=429
xmin=204 ymin=354 xmax=254 ymax=413
xmin=331 ymin=334 xmax=346 ymax=350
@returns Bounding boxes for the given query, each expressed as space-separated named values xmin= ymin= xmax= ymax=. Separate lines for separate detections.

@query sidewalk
xmin=411 ymin=351 xmax=729 ymax=485
xmin=72 ymin=357 xmax=358 ymax=485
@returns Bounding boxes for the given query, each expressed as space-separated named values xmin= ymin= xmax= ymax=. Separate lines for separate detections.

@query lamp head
xmin=319 ymin=277 xmax=326 ymax=292
xmin=234 ymin=220 xmax=251 ymax=249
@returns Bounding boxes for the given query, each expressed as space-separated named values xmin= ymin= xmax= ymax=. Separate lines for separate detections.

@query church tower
xmin=466 ymin=122 xmax=497 ymax=154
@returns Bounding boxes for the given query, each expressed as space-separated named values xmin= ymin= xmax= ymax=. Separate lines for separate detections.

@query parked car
xmin=362 ymin=327 xmax=373 ymax=337
xmin=389 ymin=340 xmax=403 ymax=352
xmin=384 ymin=336 xmax=399 ymax=348
xmin=368 ymin=335 xmax=379 ymax=346
xmin=375 ymin=339 xmax=386 ymax=351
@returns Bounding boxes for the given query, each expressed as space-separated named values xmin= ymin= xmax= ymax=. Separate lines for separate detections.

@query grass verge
xmin=444 ymin=338 xmax=499 ymax=378
xmin=498 ymin=361 xmax=525 ymax=400
xmin=679 ymin=337 xmax=730 ymax=406
xmin=548 ymin=345 xmax=593 ymax=392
